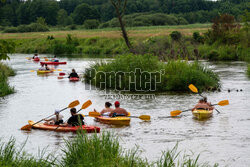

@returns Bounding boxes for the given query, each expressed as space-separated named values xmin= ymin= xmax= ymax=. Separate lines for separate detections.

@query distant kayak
xmin=33 ymin=58 xmax=40 ymax=61
xmin=69 ymin=77 xmax=80 ymax=81
xmin=28 ymin=120 xmax=100 ymax=133
xmin=37 ymin=70 xmax=53 ymax=74
xmin=192 ymin=109 xmax=213 ymax=120
xmin=40 ymin=61 xmax=67 ymax=65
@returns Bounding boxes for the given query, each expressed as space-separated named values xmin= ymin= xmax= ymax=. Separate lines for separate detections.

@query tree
xmin=84 ymin=19 xmax=100 ymax=29
xmin=0 ymin=40 xmax=15 ymax=60
xmin=110 ymin=0 xmax=133 ymax=52
xmin=72 ymin=3 xmax=100 ymax=25
xmin=57 ymin=9 xmax=68 ymax=26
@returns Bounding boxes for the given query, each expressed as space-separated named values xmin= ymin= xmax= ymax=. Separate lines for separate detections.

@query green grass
xmin=0 ymin=132 xmax=216 ymax=167
xmin=84 ymin=54 xmax=220 ymax=92
xmin=0 ymin=63 xmax=15 ymax=97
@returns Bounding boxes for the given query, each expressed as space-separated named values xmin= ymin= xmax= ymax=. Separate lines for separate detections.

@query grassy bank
xmin=0 ymin=132 xmax=216 ymax=167
xmin=0 ymin=62 xmax=15 ymax=97
xmin=247 ymin=64 xmax=250 ymax=77
xmin=85 ymin=54 xmax=220 ymax=92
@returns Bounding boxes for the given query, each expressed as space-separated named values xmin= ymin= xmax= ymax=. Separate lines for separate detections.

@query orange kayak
xmin=28 ymin=120 xmax=100 ymax=133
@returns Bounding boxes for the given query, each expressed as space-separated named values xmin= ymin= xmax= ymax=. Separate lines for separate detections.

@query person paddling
xmin=192 ymin=98 xmax=213 ymax=111
xmin=109 ymin=101 xmax=129 ymax=117
xmin=52 ymin=56 xmax=59 ymax=62
xmin=33 ymin=53 xmax=39 ymax=59
xmin=98 ymin=102 xmax=114 ymax=116
xmin=66 ymin=108 xmax=84 ymax=126
xmin=44 ymin=110 xmax=64 ymax=125
xmin=68 ymin=69 xmax=79 ymax=78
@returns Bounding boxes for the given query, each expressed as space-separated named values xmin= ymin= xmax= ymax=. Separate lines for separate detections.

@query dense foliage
xmin=85 ymin=54 xmax=220 ymax=92
xmin=0 ymin=62 xmax=15 ymax=97
xmin=0 ymin=0 xmax=248 ymax=28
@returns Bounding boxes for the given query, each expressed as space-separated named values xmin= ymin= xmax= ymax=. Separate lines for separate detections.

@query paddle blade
xmin=170 ymin=110 xmax=182 ymax=116
xmin=20 ymin=124 xmax=32 ymax=131
xmin=89 ymin=112 xmax=100 ymax=117
xmin=68 ymin=100 xmax=80 ymax=108
xmin=57 ymin=76 xmax=64 ymax=79
xmin=218 ymin=100 xmax=229 ymax=106
xmin=81 ymin=100 xmax=92 ymax=109
xmin=57 ymin=69 xmax=62 ymax=71
xmin=30 ymin=70 xmax=35 ymax=72
xmin=189 ymin=84 xmax=198 ymax=93
xmin=139 ymin=115 xmax=151 ymax=121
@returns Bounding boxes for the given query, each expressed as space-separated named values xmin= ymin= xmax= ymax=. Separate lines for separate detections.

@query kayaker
xmin=33 ymin=53 xmax=39 ymax=59
xmin=109 ymin=101 xmax=129 ymax=117
xmin=192 ymin=98 xmax=212 ymax=111
xmin=67 ymin=108 xmax=84 ymax=126
xmin=100 ymin=102 xmax=114 ymax=116
xmin=44 ymin=110 xmax=64 ymax=125
xmin=52 ymin=56 xmax=59 ymax=62
xmin=203 ymin=97 xmax=214 ymax=110
xmin=68 ymin=69 xmax=79 ymax=78
xmin=39 ymin=64 xmax=46 ymax=70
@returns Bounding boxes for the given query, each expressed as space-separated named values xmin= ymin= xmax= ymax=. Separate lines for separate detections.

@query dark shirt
xmin=68 ymin=72 xmax=79 ymax=78
xmin=67 ymin=114 xmax=84 ymax=126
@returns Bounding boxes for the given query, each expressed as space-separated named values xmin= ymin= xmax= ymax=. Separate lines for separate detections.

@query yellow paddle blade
xmin=89 ymin=112 xmax=101 ymax=117
xmin=30 ymin=70 xmax=35 ymax=72
xmin=170 ymin=110 xmax=182 ymax=116
xmin=81 ymin=100 xmax=92 ymax=109
xmin=218 ymin=100 xmax=229 ymax=106
xmin=189 ymin=84 xmax=198 ymax=93
xmin=20 ymin=124 xmax=32 ymax=131
xmin=139 ymin=115 xmax=150 ymax=121
xmin=57 ymin=69 xmax=62 ymax=71
xmin=68 ymin=100 xmax=80 ymax=108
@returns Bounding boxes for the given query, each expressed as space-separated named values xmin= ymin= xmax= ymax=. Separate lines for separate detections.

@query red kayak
xmin=69 ymin=77 xmax=80 ymax=81
xmin=33 ymin=58 xmax=40 ymax=61
xmin=40 ymin=61 xmax=67 ymax=65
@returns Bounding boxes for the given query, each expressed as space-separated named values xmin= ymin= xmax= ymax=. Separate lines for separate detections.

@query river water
xmin=1 ymin=54 xmax=249 ymax=166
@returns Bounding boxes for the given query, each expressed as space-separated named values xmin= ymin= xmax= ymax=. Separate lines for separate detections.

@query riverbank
xmin=0 ymin=62 xmax=15 ymax=97
xmin=0 ymin=132 xmax=216 ymax=167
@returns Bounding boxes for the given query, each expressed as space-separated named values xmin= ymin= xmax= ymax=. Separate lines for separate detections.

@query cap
xmin=114 ymin=101 xmax=120 ymax=106
xmin=55 ymin=110 xmax=60 ymax=114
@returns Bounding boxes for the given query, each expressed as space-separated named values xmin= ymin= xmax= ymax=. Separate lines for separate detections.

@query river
xmin=1 ymin=54 xmax=249 ymax=166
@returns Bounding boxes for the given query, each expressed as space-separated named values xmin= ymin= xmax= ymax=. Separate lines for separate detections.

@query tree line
xmin=0 ymin=0 xmax=248 ymax=28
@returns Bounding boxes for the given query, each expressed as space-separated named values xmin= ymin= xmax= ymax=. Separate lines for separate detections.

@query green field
xmin=0 ymin=24 xmax=210 ymax=40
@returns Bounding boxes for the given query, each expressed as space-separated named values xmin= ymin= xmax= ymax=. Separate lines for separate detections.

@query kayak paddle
xmin=87 ymin=112 xmax=151 ymax=121
xmin=170 ymin=100 xmax=229 ymax=116
xmin=21 ymin=100 xmax=80 ymax=131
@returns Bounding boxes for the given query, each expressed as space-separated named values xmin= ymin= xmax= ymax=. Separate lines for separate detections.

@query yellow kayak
xmin=95 ymin=115 xmax=131 ymax=126
xmin=37 ymin=70 xmax=53 ymax=74
xmin=192 ymin=109 xmax=213 ymax=120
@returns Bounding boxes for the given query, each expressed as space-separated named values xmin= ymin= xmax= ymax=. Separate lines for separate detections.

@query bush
xmin=3 ymin=27 xmax=18 ymax=33
xmin=170 ymin=31 xmax=182 ymax=41
xmin=208 ymin=50 xmax=219 ymax=61
xmin=84 ymin=19 xmax=100 ymax=29
xmin=67 ymin=24 xmax=77 ymax=30
xmin=17 ymin=25 xmax=31 ymax=33
xmin=28 ymin=23 xmax=49 ymax=32
xmin=84 ymin=54 xmax=220 ymax=92
xmin=0 ymin=63 xmax=15 ymax=97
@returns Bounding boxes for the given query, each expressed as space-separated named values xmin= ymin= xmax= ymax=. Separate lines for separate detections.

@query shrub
xmin=84 ymin=19 xmax=100 ymax=29
xmin=193 ymin=32 xmax=204 ymax=43
xmin=3 ymin=27 xmax=18 ymax=33
xmin=84 ymin=54 xmax=220 ymax=92
xmin=170 ymin=31 xmax=182 ymax=41
xmin=208 ymin=50 xmax=219 ymax=61
xmin=17 ymin=25 xmax=31 ymax=33
xmin=28 ymin=23 xmax=49 ymax=32
xmin=67 ymin=24 xmax=77 ymax=30
xmin=0 ymin=63 xmax=15 ymax=97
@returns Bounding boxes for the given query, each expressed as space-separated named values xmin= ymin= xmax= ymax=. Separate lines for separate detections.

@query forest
xmin=0 ymin=0 xmax=248 ymax=30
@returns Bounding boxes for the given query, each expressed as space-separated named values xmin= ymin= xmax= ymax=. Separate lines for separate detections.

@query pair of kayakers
xmin=39 ymin=64 xmax=50 ymax=71
xmin=44 ymin=108 xmax=84 ymax=126
xmin=97 ymin=101 xmax=129 ymax=117
xmin=192 ymin=97 xmax=214 ymax=111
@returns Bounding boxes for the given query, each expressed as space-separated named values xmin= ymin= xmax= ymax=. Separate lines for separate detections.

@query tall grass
xmin=85 ymin=54 xmax=220 ymax=92
xmin=0 ymin=62 xmax=15 ymax=97
xmin=0 ymin=132 xmax=216 ymax=167
xmin=247 ymin=64 xmax=250 ymax=77
xmin=0 ymin=138 xmax=54 ymax=167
